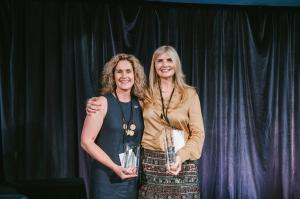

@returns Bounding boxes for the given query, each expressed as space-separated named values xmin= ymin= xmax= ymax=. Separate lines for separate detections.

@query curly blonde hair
xmin=100 ymin=53 xmax=146 ymax=99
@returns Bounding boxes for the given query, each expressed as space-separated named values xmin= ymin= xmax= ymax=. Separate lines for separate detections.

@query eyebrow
xmin=115 ymin=68 xmax=133 ymax=71
xmin=156 ymin=58 xmax=172 ymax=61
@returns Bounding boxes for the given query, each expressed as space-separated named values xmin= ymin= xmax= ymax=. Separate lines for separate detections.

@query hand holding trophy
xmin=121 ymin=144 xmax=140 ymax=176
xmin=163 ymin=127 xmax=185 ymax=175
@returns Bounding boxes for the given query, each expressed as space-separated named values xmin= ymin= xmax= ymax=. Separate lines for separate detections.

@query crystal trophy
xmin=122 ymin=144 xmax=140 ymax=175
xmin=163 ymin=127 xmax=176 ymax=166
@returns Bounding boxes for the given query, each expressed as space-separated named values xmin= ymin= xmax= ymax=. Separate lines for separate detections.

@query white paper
xmin=172 ymin=129 xmax=185 ymax=152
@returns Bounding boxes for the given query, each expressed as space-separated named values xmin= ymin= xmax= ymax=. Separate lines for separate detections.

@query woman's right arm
xmin=81 ymin=96 xmax=137 ymax=179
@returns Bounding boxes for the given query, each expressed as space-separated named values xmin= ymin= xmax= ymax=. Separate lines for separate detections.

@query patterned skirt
xmin=138 ymin=149 xmax=200 ymax=199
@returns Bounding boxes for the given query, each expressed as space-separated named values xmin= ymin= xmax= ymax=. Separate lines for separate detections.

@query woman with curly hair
xmin=81 ymin=53 xmax=146 ymax=199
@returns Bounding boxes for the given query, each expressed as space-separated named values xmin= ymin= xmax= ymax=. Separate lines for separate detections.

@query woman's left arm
xmin=176 ymin=91 xmax=205 ymax=163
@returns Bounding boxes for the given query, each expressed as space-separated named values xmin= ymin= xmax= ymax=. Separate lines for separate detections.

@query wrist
xmin=110 ymin=163 xmax=120 ymax=173
xmin=176 ymin=155 xmax=182 ymax=164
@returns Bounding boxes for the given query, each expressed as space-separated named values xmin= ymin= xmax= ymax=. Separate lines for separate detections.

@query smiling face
xmin=114 ymin=60 xmax=134 ymax=92
xmin=154 ymin=52 xmax=176 ymax=80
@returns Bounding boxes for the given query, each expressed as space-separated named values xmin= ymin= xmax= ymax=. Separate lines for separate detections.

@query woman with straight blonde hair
xmin=139 ymin=45 xmax=205 ymax=198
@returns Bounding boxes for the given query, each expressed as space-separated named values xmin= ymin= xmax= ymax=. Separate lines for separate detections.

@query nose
xmin=121 ymin=71 xmax=127 ymax=78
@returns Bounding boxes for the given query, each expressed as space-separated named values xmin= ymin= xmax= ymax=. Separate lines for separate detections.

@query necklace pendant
xmin=128 ymin=130 xmax=135 ymax=136
xmin=129 ymin=123 xmax=136 ymax=131
xmin=125 ymin=129 xmax=134 ymax=136
xmin=123 ymin=123 xmax=127 ymax=130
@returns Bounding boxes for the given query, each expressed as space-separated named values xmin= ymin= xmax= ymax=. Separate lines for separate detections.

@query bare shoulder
xmin=96 ymin=96 xmax=108 ymax=111
xmin=97 ymin=96 xmax=107 ymax=103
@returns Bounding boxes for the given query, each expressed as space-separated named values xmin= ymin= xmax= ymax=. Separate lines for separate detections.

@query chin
xmin=160 ymin=75 xmax=173 ymax=78
xmin=119 ymin=86 xmax=133 ymax=91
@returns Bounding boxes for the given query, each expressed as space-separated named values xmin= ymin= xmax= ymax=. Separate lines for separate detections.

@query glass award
xmin=122 ymin=144 xmax=140 ymax=175
xmin=163 ymin=127 xmax=176 ymax=166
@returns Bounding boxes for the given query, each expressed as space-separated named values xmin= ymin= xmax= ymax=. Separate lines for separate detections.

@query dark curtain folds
xmin=1 ymin=1 xmax=300 ymax=198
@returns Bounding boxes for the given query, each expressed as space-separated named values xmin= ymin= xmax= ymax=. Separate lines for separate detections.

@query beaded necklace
xmin=115 ymin=92 xmax=136 ymax=136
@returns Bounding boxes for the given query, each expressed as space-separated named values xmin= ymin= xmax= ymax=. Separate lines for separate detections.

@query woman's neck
xmin=159 ymin=78 xmax=174 ymax=93
xmin=115 ymin=88 xmax=131 ymax=102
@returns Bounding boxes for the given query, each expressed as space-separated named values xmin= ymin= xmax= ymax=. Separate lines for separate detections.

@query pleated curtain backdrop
xmin=1 ymin=1 xmax=300 ymax=198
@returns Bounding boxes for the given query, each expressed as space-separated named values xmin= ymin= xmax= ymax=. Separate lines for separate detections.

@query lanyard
xmin=159 ymin=85 xmax=175 ymax=127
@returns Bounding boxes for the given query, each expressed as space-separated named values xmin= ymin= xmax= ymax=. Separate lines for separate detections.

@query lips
xmin=159 ymin=68 xmax=172 ymax=73
xmin=120 ymin=80 xmax=130 ymax=83
xmin=118 ymin=78 xmax=132 ymax=85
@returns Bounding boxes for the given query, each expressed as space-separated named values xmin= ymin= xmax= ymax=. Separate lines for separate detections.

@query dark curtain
xmin=1 ymin=0 xmax=300 ymax=198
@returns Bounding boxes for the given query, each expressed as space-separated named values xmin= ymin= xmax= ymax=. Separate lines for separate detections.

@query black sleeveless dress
xmin=89 ymin=94 xmax=144 ymax=199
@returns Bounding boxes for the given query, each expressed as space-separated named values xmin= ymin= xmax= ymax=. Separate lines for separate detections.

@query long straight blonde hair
xmin=148 ymin=45 xmax=192 ymax=100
